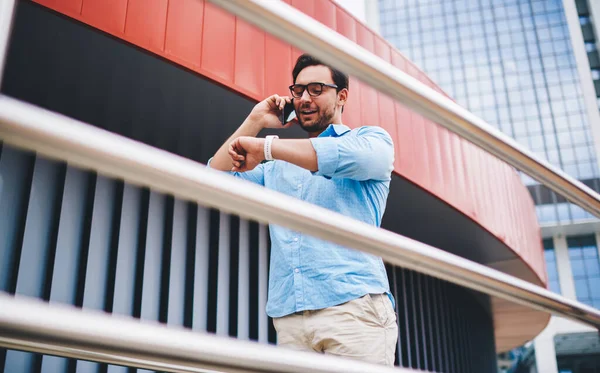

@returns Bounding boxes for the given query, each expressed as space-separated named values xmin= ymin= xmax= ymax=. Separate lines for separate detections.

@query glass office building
xmin=379 ymin=0 xmax=599 ymax=224
xmin=378 ymin=0 xmax=600 ymax=372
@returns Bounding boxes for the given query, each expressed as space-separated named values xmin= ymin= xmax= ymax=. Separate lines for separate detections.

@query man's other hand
xmin=228 ymin=136 xmax=265 ymax=172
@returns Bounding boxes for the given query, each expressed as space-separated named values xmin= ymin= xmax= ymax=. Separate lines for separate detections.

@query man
xmin=209 ymin=54 xmax=397 ymax=366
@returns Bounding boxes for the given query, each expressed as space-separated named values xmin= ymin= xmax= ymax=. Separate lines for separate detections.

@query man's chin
xmin=298 ymin=120 xmax=326 ymax=133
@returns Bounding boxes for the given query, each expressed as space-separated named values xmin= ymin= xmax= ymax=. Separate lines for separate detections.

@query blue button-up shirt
xmin=210 ymin=124 xmax=394 ymax=318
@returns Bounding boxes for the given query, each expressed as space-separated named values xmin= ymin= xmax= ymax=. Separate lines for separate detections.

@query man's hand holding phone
xmin=248 ymin=94 xmax=297 ymax=129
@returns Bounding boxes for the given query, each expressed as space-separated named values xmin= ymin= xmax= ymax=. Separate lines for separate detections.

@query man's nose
xmin=298 ymin=89 xmax=312 ymax=103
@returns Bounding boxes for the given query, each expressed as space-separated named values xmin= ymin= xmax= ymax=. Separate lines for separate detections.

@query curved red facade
xmin=31 ymin=0 xmax=548 ymax=350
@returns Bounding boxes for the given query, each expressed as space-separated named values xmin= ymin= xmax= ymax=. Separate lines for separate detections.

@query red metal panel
xmin=360 ymin=84 xmax=379 ymax=126
xmin=394 ymin=102 xmax=413 ymax=176
xmin=164 ymin=0 xmax=204 ymax=68
xmin=235 ymin=22 xmax=265 ymax=98
xmin=423 ymin=120 xmax=444 ymax=197
xmin=335 ymin=6 xmax=356 ymax=42
xmin=391 ymin=49 xmax=407 ymax=72
xmin=448 ymin=132 xmax=468 ymax=211
xmin=409 ymin=112 xmax=430 ymax=188
xmin=375 ymin=38 xmax=391 ymax=63
xmin=313 ymin=0 xmax=336 ymax=29
xmin=34 ymin=0 xmax=82 ymax=16
xmin=437 ymin=127 xmax=456 ymax=208
xmin=124 ymin=0 xmax=168 ymax=52
xmin=81 ymin=0 xmax=127 ymax=34
xmin=343 ymin=78 xmax=362 ymax=129
xmin=291 ymin=0 xmax=315 ymax=17
xmin=265 ymin=36 xmax=292 ymax=96
xmin=461 ymin=140 xmax=479 ymax=219
xmin=378 ymin=92 xmax=396 ymax=146
xmin=201 ymin=2 xmax=236 ymax=83
xmin=356 ymin=23 xmax=375 ymax=52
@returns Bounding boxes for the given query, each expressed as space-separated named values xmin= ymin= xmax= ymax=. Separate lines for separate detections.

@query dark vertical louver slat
xmin=104 ymin=181 xmax=125 ymax=316
xmin=440 ymin=281 xmax=451 ymax=373
xmin=423 ymin=276 xmax=435 ymax=372
xmin=216 ymin=212 xmax=231 ymax=336
xmin=206 ymin=209 xmax=220 ymax=334
xmin=4 ymin=156 xmax=64 ymax=373
xmin=167 ymin=199 xmax=188 ymax=327
xmin=183 ymin=203 xmax=197 ymax=330
xmin=416 ymin=274 xmax=428 ymax=370
xmin=132 ymin=188 xmax=151 ymax=320
xmin=228 ymin=216 xmax=240 ymax=338
xmin=455 ymin=291 xmax=472 ymax=373
xmin=441 ymin=282 xmax=454 ymax=373
xmin=408 ymin=270 xmax=420 ymax=368
xmin=158 ymin=196 xmax=175 ymax=326
xmin=400 ymin=268 xmax=412 ymax=368
xmin=464 ymin=300 xmax=474 ymax=373
xmin=248 ymin=221 xmax=260 ymax=342
xmin=192 ymin=206 xmax=210 ymax=332
xmin=388 ymin=265 xmax=402 ymax=366
xmin=237 ymin=219 xmax=250 ymax=340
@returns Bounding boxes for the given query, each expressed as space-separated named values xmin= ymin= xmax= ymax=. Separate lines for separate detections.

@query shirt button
xmin=297 ymin=184 xmax=302 ymax=188
xmin=293 ymin=237 xmax=299 ymax=242
xmin=294 ymin=268 xmax=300 ymax=273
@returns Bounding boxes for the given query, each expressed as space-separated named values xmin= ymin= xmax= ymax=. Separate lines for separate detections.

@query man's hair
xmin=292 ymin=54 xmax=349 ymax=92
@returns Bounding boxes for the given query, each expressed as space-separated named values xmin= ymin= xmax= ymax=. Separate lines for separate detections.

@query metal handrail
xmin=1 ymin=0 xmax=600 ymax=371
xmin=207 ymin=0 xmax=600 ymax=219
xmin=1 ymin=95 xmax=599 ymax=330
xmin=0 ymin=293 xmax=413 ymax=373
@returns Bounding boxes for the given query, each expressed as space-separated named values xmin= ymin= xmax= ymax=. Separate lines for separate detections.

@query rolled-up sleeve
xmin=309 ymin=126 xmax=394 ymax=181
xmin=207 ymin=157 xmax=266 ymax=186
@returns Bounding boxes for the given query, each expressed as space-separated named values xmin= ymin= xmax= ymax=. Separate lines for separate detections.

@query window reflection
xmin=567 ymin=236 xmax=600 ymax=308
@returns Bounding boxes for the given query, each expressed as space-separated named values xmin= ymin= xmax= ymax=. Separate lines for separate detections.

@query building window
xmin=544 ymin=238 xmax=562 ymax=294
xmin=567 ymin=235 xmax=600 ymax=308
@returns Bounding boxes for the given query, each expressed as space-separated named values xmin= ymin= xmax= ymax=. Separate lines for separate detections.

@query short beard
xmin=297 ymin=106 xmax=335 ymax=134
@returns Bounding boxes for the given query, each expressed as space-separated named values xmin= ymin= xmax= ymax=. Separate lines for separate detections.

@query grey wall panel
xmin=258 ymin=224 xmax=269 ymax=344
xmin=216 ymin=213 xmax=230 ymax=336
xmin=41 ymin=167 xmax=91 ymax=373
xmin=167 ymin=199 xmax=188 ymax=327
xmin=140 ymin=191 xmax=165 ymax=322
xmin=238 ymin=219 xmax=250 ymax=341
xmin=192 ymin=206 xmax=210 ymax=332
xmin=14 ymin=157 xmax=64 ymax=299
xmin=112 ymin=184 xmax=142 ymax=317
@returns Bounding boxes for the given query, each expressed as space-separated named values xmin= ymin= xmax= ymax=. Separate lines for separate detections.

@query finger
xmin=271 ymin=94 xmax=281 ymax=109
xmin=282 ymin=118 xmax=298 ymax=128
xmin=228 ymin=147 xmax=244 ymax=160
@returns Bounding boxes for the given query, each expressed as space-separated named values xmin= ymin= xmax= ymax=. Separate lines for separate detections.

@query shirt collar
xmin=318 ymin=124 xmax=351 ymax=138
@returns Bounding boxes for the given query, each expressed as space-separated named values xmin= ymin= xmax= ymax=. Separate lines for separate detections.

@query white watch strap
xmin=264 ymin=135 xmax=279 ymax=161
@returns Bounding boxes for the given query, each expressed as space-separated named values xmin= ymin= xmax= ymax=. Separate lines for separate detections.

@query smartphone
xmin=281 ymin=101 xmax=296 ymax=124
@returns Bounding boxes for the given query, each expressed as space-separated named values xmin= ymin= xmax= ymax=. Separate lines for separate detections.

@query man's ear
xmin=337 ymin=88 xmax=348 ymax=107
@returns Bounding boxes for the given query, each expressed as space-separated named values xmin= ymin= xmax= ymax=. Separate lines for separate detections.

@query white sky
xmin=333 ymin=0 xmax=367 ymax=22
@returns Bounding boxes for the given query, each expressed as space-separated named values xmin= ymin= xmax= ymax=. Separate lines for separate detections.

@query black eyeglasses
xmin=289 ymin=82 xmax=338 ymax=98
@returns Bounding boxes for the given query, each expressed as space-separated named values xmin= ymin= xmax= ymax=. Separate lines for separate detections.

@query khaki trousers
xmin=273 ymin=294 xmax=398 ymax=366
